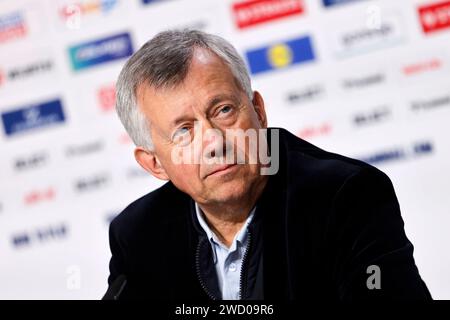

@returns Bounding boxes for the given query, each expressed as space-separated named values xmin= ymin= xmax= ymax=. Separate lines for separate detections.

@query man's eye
xmin=179 ymin=127 xmax=190 ymax=134
xmin=219 ymin=105 xmax=232 ymax=115
xmin=172 ymin=127 xmax=191 ymax=141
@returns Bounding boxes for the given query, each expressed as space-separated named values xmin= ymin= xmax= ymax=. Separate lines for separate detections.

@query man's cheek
xmin=176 ymin=166 xmax=199 ymax=182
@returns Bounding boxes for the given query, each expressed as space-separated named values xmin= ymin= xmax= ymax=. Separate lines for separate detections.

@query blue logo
xmin=142 ymin=0 xmax=164 ymax=4
xmin=357 ymin=141 xmax=433 ymax=165
xmin=12 ymin=234 xmax=30 ymax=247
xmin=69 ymin=32 xmax=133 ymax=71
xmin=11 ymin=224 xmax=68 ymax=249
xmin=245 ymin=35 xmax=315 ymax=75
xmin=1 ymin=99 xmax=65 ymax=136
xmin=323 ymin=0 xmax=366 ymax=7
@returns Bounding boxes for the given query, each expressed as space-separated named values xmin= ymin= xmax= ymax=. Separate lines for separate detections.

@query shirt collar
xmin=194 ymin=202 xmax=256 ymax=263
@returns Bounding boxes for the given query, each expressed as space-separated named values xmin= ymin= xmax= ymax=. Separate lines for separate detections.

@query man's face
xmin=136 ymin=48 xmax=267 ymax=207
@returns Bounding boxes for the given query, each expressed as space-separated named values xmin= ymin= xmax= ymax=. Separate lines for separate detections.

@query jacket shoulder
xmin=275 ymin=127 xmax=390 ymax=191
xmin=109 ymin=180 xmax=189 ymax=240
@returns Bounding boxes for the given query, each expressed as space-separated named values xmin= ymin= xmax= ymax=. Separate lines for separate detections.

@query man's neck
xmin=198 ymin=176 xmax=268 ymax=248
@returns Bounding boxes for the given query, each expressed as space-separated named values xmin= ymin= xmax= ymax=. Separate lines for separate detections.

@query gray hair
xmin=115 ymin=29 xmax=253 ymax=151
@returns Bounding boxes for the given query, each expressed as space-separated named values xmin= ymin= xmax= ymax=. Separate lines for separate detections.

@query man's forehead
xmin=137 ymin=51 xmax=231 ymax=99
xmin=189 ymin=47 xmax=234 ymax=76
xmin=138 ymin=70 xmax=238 ymax=111
xmin=192 ymin=47 xmax=217 ymax=64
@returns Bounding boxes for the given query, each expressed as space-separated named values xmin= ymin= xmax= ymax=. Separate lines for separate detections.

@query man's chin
xmin=207 ymin=182 xmax=247 ymax=203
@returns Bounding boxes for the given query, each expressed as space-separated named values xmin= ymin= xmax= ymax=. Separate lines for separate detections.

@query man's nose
xmin=200 ymin=121 xmax=226 ymax=160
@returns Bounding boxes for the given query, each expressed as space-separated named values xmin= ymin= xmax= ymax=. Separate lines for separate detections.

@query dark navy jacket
xmin=105 ymin=127 xmax=432 ymax=300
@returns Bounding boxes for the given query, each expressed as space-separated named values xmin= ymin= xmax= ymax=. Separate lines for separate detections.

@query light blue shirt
xmin=195 ymin=202 xmax=255 ymax=300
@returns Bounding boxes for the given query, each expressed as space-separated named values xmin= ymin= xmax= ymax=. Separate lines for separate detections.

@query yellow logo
xmin=268 ymin=44 xmax=293 ymax=68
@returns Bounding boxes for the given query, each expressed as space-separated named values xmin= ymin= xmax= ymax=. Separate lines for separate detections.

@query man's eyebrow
xmin=171 ymin=114 xmax=193 ymax=128
xmin=205 ymin=93 xmax=236 ymax=111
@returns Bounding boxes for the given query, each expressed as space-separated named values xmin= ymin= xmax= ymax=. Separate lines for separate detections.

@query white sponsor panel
xmin=0 ymin=0 xmax=450 ymax=299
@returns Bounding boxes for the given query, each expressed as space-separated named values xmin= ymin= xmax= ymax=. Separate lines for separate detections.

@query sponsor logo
xmin=0 ymin=59 xmax=53 ymax=87
xmin=69 ymin=32 xmax=133 ymax=71
xmin=353 ymin=107 xmax=391 ymax=127
xmin=246 ymin=35 xmax=315 ymax=75
xmin=0 ymin=11 xmax=27 ymax=44
xmin=24 ymin=187 xmax=55 ymax=206
xmin=411 ymin=94 xmax=450 ymax=112
xmin=59 ymin=0 xmax=119 ymax=22
xmin=1 ymin=99 xmax=65 ymax=137
xmin=97 ymin=83 xmax=116 ymax=112
xmin=14 ymin=151 xmax=49 ymax=171
xmin=332 ymin=13 xmax=405 ymax=57
xmin=12 ymin=223 xmax=68 ymax=248
xmin=298 ymin=122 xmax=332 ymax=139
xmin=142 ymin=0 xmax=166 ymax=4
xmin=286 ymin=84 xmax=324 ymax=104
xmin=360 ymin=149 xmax=405 ymax=165
xmin=65 ymin=140 xmax=104 ymax=157
xmin=232 ymin=0 xmax=304 ymax=29
xmin=357 ymin=141 xmax=433 ymax=165
xmin=419 ymin=1 xmax=450 ymax=34
xmin=414 ymin=141 xmax=434 ymax=155
xmin=75 ymin=174 xmax=109 ymax=192
xmin=342 ymin=24 xmax=394 ymax=48
xmin=402 ymin=58 xmax=443 ymax=76
xmin=323 ymin=0 xmax=365 ymax=7
xmin=342 ymin=73 xmax=385 ymax=89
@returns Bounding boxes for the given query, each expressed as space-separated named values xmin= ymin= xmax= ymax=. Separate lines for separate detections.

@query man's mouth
xmin=207 ymin=164 xmax=238 ymax=177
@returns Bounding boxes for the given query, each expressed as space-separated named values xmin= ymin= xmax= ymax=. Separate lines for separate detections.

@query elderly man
xmin=104 ymin=29 xmax=431 ymax=300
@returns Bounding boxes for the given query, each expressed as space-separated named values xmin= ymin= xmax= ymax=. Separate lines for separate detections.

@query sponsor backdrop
xmin=0 ymin=0 xmax=449 ymax=299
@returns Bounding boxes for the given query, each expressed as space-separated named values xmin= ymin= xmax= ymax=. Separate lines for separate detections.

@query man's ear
xmin=134 ymin=147 xmax=170 ymax=181
xmin=252 ymin=90 xmax=268 ymax=128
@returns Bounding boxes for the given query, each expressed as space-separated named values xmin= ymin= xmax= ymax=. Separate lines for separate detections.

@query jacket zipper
xmin=195 ymin=230 xmax=253 ymax=300
xmin=239 ymin=230 xmax=252 ymax=300
xmin=195 ymin=237 xmax=218 ymax=300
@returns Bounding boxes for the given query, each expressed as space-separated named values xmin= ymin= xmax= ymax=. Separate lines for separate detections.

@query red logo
xmin=298 ymin=123 xmax=332 ymax=140
xmin=232 ymin=0 xmax=304 ymax=29
xmin=97 ymin=83 xmax=116 ymax=112
xmin=24 ymin=187 xmax=55 ymax=205
xmin=419 ymin=1 xmax=450 ymax=33
xmin=403 ymin=58 xmax=442 ymax=76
